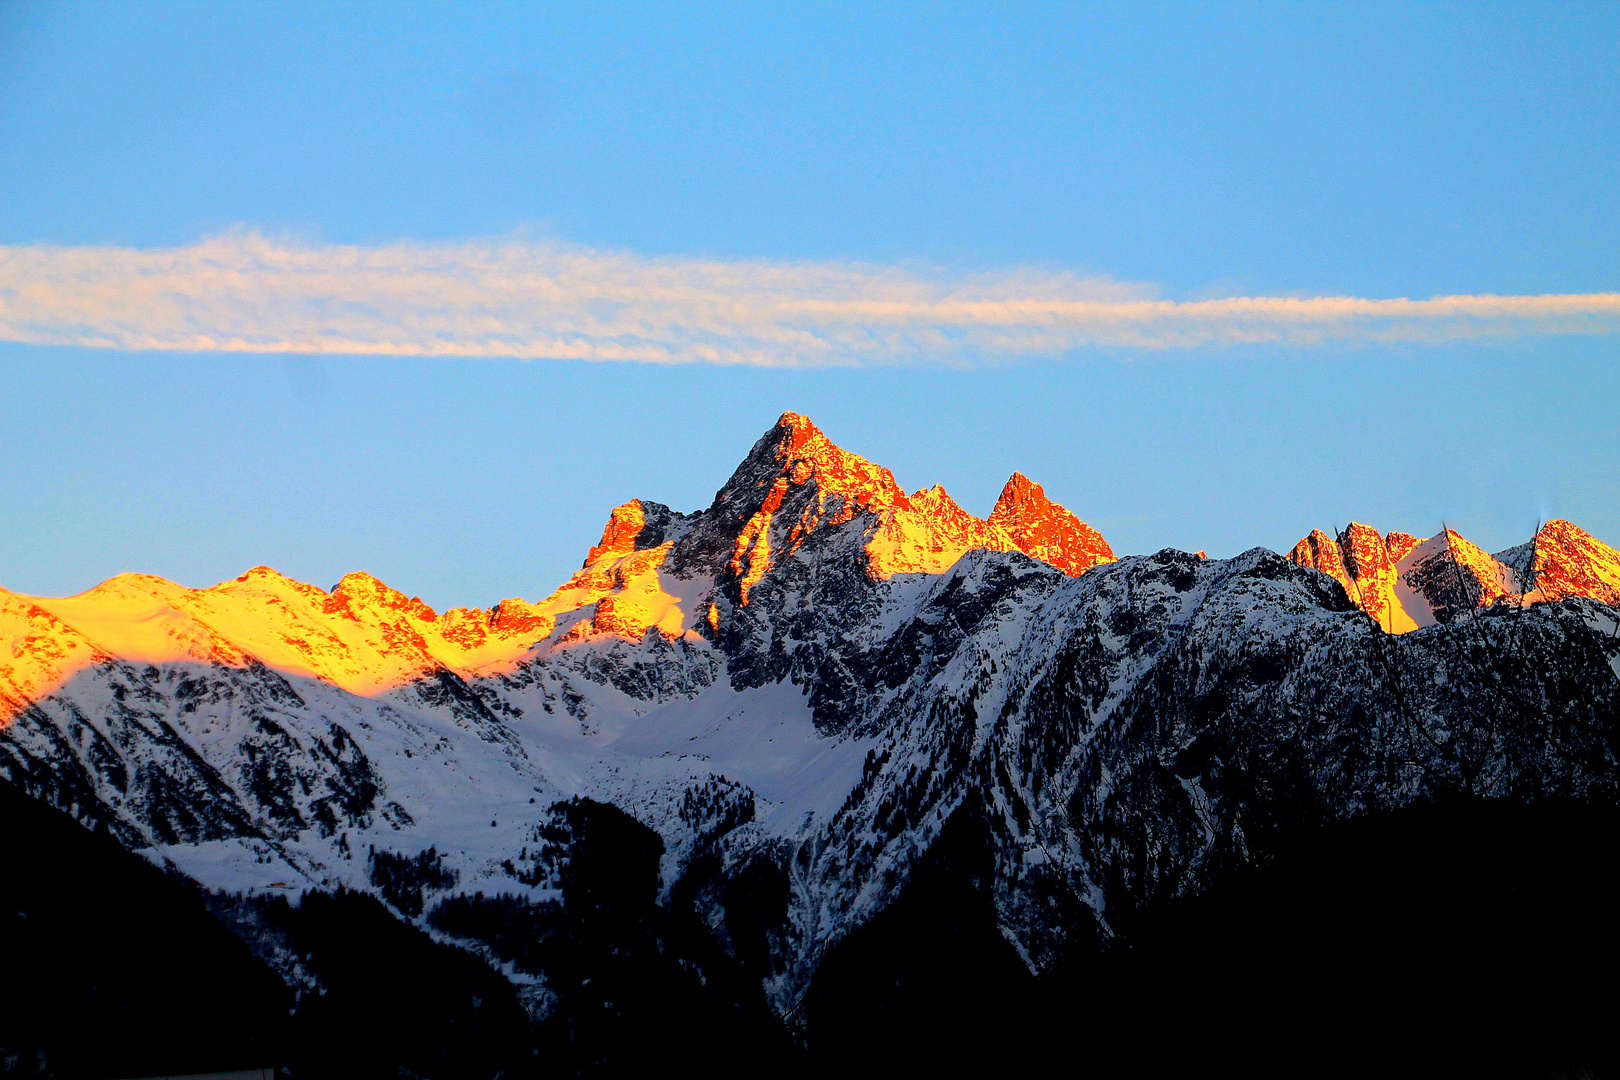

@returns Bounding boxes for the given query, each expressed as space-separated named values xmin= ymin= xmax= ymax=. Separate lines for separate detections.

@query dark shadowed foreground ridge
xmin=2 ymin=414 xmax=1617 ymax=1077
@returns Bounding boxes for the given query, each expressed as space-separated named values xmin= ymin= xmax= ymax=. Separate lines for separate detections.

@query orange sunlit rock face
xmin=689 ymin=413 xmax=1117 ymax=587
xmin=1384 ymin=532 xmax=1423 ymax=564
xmin=7 ymin=412 xmax=1617 ymax=730
xmin=586 ymin=500 xmax=653 ymax=564
xmin=989 ymin=472 xmax=1116 ymax=576
xmin=1286 ymin=519 xmax=1620 ymax=633
xmin=544 ymin=498 xmax=710 ymax=642
xmin=1290 ymin=529 xmax=1351 ymax=591
xmin=1290 ymin=524 xmax=1414 ymax=633
xmin=863 ymin=484 xmax=1019 ymax=578
xmin=1510 ymin=519 xmax=1620 ymax=606
xmin=0 ymin=412 xmax=1125 ymax=716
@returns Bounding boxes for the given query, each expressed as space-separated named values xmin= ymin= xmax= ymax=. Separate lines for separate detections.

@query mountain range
xmin=3 ymin=412 xmax=1618 ymax=1077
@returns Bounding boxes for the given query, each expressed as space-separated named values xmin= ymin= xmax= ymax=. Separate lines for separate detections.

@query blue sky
xmin=1 ymin=1 xmax=1616 ymax=607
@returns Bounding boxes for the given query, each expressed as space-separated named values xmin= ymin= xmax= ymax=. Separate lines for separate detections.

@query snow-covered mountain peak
xmin=904 ymin=484 xmax=979 ymax=527
xmin=862 ymin=487 xmax=1018 ymax=579
xmin=211 ymin=565 xmax=329 ymax=604
xmin=725 ymin=411 xmax=908 ymax=514
xmin=5 ymin=413 xmax=1620 ymax=1059
xmin=58 ymin=571 xmax=192 ymax=608
xmin=1396 ymin=529 xmax=1523 ymax=626
xmin=584 ymin=499 xmax=696 ymax=567
xmin=1288 ymin=518 xmax=1619 ymax=632
xmin=1498 ymin=519 xmax=1620 ymax=605
xmin=326 ymin=571 xmax=438 ymax=624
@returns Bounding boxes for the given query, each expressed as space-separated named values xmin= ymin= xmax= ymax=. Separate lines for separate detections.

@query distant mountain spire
xmin=989 ymin=472 xmax=1115 ymax=576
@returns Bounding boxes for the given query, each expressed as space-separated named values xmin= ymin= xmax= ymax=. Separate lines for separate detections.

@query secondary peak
xmin=327 ymin=571 xmax=437 ymax=622
xmin=988 ymin=473 xmax=1115 ymax=577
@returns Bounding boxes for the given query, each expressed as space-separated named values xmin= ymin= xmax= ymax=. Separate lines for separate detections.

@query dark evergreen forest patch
xmin=239 ymin=887 xmax=535 ymax=1079
xmin=804 ymin=794 xmax=1620 ymax=1079
xmin=428 ymin=797 xmax=797 ymax=1075
xmin=0 ymin=780 xmax=290 ymax=1078
xmin=9 ymin=779 xmax=1614 ymax=1078
xmin=366 ymin=844 xmax=457 ymax=916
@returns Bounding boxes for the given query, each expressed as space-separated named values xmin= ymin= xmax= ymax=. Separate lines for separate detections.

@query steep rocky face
xmin=1498 ymin=519 xmax=1620 ymax=605
xmin=988 ymin=472 xmax=1115 ymax=576
xmin=665 ymin=413 xmax=1113 ymax=592
xmin=604 ymin=412 xmax=1116 ymax=699
xmin=585 ymin=499 xmax=696 ymax=565
xmin=3 ymin=412 xmax=1619 ymax=1059
xmin=1337 ymin=522 xmax=1393 ymax=582
xmin=1289 ymin=529 xmax=1350 ymax=588
xmin=781 ymin=547 xmax=1620 ymax=987
xmin=1289 ymin=525 xmax=1411 ymax=630
xmin=1287 ymin=522 xmax=1556 ymax=631
xmin=1384 ymin=530 xmax=1422 ymax=563
xmin=669 ymin=411 xmax=909 ymax=589
xmin=1398 ymin=529 xmax=1524 ymax=624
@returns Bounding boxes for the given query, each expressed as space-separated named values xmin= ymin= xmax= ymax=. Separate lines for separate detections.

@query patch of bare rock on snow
xmin=3 ymin=410 xmax=1619 ymax=1029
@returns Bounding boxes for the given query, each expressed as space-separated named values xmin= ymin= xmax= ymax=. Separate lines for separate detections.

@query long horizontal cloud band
xmin=2 ymin=233 xmax=1616 ymax=366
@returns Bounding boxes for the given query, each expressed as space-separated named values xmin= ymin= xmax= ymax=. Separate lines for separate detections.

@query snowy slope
xmin=4 ymin=412 xmax=1619 ymax=1022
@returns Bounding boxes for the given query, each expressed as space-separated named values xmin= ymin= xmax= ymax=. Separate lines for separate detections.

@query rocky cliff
xmin=2 ymin=413 xmax=1617 ymax=1073
xmin=1288 ymin=517 xmax=1620 ymax=631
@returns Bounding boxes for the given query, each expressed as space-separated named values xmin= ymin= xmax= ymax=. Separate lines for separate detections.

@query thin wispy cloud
xmin=2 ymin=232 xmax=1616 ymax=366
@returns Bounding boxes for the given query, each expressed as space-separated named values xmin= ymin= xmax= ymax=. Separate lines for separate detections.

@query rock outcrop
xmin=989 ymin=472 xmax=1116 ymax=576
xmin=1288 ymin=518 xmax=1620 ymax=632
xmin=2 ymin=412 xmax=1617 ymax=1057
